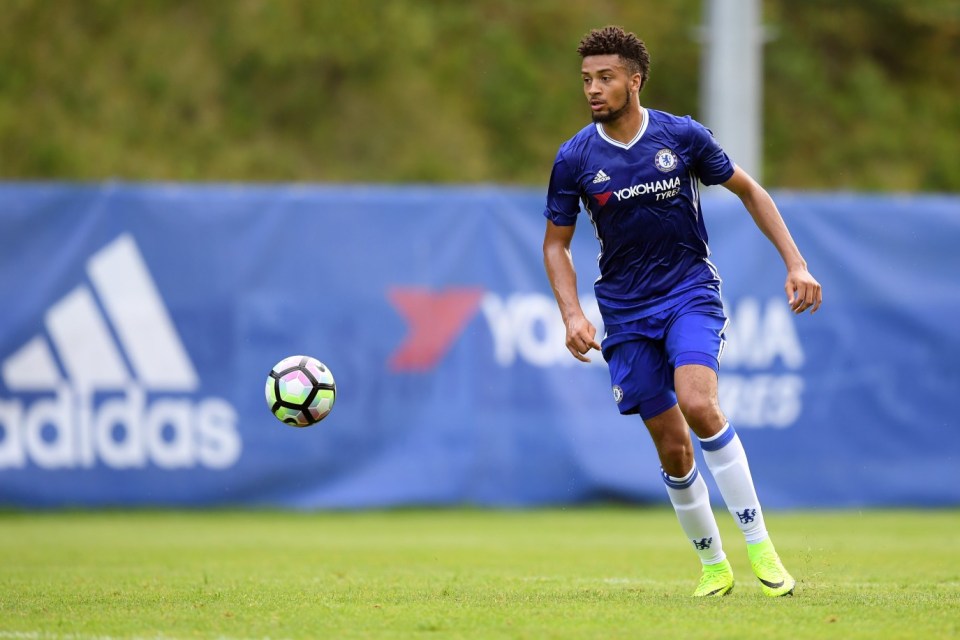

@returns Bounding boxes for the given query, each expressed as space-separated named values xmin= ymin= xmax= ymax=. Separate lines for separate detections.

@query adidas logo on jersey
xmin=592 ymin=169 xmax=611 ymax=184
xmin=0 ymin=234 xmax=241 ymax=470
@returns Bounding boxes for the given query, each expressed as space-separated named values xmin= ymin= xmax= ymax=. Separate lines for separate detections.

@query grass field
xmin=1 ymin=508 xmax=957 ymax=639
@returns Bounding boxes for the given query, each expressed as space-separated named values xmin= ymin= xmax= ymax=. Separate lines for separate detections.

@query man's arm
xmin=722 ymin=165 xmax=823 ymax=314
xmin=543 ymin=219 xmax=601 ymax=362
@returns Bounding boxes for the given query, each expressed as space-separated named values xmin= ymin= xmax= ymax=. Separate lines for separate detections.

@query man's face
xmin=581 ymin=54 xmax=640 ymax=123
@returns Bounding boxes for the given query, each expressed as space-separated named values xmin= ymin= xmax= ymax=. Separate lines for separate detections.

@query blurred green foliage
xmin=1 ymin=0 xmax=957 ymax=190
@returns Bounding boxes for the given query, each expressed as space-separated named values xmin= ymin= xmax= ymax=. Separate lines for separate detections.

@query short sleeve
xmin=687 ymin=118 xmax=735 ymax=186
xmin=543 ymin=152 xmax=581 ymax=226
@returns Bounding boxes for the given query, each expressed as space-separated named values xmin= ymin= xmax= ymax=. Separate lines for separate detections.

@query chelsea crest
xmin=654 ymin=148 xmax=678 ymax=173
xmin=612 ymin=385 xmax=624 ymax=404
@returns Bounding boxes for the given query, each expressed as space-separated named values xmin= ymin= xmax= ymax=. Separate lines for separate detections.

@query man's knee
xmin=659 ymin=436 xmax=694 ymax=475
xmin=677 ymin=394 xmax=723 ymax=431
xmin=675 ymin=363 xmax=725 ymax=435
xmin=644 ymin=409 xmax=696 ymax=475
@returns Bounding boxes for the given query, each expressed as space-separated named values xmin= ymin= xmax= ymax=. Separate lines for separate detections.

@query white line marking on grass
xmin=0 ymin=633 xmax=287 ymax=640
xmin=516 ymin=576 xmax=689 ymax=586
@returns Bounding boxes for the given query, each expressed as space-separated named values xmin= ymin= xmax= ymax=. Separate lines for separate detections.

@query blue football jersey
xmin=544 ymin=108 xmax=735 ymax=324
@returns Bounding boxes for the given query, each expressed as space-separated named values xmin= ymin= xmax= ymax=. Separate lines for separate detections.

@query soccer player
xmin=542 ymin=26 xmax=821 ymax=597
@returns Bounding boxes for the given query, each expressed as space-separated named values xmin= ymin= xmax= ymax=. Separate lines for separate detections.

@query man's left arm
xmin=722 ymin=165 xmax=823 ymax=314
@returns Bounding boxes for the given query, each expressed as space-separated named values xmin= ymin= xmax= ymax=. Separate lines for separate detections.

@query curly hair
xmin=577 ymin=26 xmax=651 ymax=88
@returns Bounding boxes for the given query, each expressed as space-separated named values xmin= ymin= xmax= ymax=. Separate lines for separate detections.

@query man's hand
xmin=566 ymin=314 xmax=602 ymax=362
xmin=785 ymin=268 xmax=822 ymax=314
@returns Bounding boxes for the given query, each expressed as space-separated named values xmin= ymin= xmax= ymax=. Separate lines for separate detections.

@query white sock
xmin=700 ymin=423 xmax=769 ymax=544
xmin=662 ymin=465 xmax=726 ymax=565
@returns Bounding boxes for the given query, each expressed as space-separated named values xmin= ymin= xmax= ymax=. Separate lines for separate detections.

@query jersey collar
xmin=595 ymin=107 xmax=649 ymax=150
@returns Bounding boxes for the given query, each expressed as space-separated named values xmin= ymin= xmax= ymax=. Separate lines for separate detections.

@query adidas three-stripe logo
xmin=592 ymin=169 xmax=611 ymax=184
xmin=3 ymin=234 xmax=197 ymax=392
xmin=0 ymin=233 xmax=241 ymax=471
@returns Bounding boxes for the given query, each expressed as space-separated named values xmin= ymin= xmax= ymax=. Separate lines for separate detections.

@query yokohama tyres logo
xmin=387 ymin=287 xmax=486 ymax=372
xmin=386 ymin=287 xmax=606 ymax=372
xmin=385 ymin=288 xmax=807 ymax=431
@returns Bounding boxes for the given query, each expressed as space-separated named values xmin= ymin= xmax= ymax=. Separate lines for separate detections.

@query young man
xmin=542 ymin=26 xmax=822 ymax=597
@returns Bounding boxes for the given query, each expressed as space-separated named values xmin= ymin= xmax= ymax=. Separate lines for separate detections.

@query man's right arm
xmin=543 ymin=219 xmax=601 ymax=362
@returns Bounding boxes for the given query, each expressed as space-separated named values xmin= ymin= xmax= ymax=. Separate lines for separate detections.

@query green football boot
xmin=692 ymin=558 xmax=735 ymax=597
xmin=747 ymin=538 xmax=796 ymax=597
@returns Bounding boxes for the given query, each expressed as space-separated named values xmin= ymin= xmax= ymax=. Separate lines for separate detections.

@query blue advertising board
xmin=0 ymin=183 xmax=957 ymax=508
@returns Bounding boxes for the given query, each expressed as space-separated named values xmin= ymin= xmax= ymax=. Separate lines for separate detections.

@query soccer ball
xmin=265 ymin=355 xmax=336 ymax=427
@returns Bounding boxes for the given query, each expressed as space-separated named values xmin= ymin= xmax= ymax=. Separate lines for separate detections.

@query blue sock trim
xmin=661 ymin=465 xmax=699 ymax=490
xmin=700 ymin=423 xmax=736 ymax=452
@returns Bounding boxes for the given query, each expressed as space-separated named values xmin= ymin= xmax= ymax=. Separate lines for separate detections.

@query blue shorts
xmin=601 ymin=291 xmax=728 ymax=420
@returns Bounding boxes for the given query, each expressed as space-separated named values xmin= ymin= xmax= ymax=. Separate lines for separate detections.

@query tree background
xmin=2 ymin=0 xmax=958 ymax=191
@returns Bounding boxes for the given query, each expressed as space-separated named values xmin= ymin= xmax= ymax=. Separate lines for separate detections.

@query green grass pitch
xmin=1 ymin=508 xmax=957 ymax=639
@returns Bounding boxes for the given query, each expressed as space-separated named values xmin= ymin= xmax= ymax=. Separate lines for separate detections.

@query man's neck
xmin=599 ymin=105 xmax=645 ymax=144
